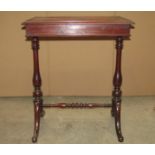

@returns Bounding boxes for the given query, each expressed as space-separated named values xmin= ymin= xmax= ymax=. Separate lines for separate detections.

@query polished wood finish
xmin=23 ymin=16 xmax=134 ymax=143
xmin=31 ymin=37 xmax=43 ymax=143
xmin=23 ymin=16 xmax=133 ymax=37
xmin=112 ymin=36 xmax=124 ymax=142
xmin=43 ymin=103 xmax=112 ymax=108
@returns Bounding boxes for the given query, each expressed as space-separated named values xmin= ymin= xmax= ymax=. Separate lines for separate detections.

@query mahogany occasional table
xmin=22 ymin=16 xmax=134 ymax=143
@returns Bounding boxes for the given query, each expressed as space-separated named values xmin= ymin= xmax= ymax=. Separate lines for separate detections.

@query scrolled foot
xmin=114 ymin=101 xmax=123 ymax=142
xmin=32 ymin=136 xmax=38 ymax=143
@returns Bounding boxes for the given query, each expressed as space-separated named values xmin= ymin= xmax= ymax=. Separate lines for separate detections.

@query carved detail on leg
xmin=31 ymin=37 xmax=43 ymax=143
xmin=32 ymin=99 xmax=40 ymax=143
xmin=112 ymin=36 xmax=124 ymax=142
xmin=113 ymin=89 xmax=124 ymax=142
xmin=115 ymin=100 xmax=124 ymax=142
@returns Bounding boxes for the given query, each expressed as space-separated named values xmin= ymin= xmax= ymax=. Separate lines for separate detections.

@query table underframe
xmin=31 ymin=36 xmax=124 ymax=143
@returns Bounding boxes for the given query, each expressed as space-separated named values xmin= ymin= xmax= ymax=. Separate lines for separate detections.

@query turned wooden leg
xmin=31 ymin=37 xmax=44 ymax=143
xmin=112 ymin=36 xmax=124 ymax=142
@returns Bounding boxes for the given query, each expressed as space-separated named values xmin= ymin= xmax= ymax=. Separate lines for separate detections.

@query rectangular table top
xmin=23 ymin=16 xmax=134 ymax=38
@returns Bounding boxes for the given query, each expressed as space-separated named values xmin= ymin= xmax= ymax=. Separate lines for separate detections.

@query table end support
xmin=31 ymin=37 xmax=44 ymax=143
xmin=112 ymin=36 xmax=124 ymax=142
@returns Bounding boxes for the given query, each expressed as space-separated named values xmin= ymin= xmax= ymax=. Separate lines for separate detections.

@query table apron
xmin=25 ymin=24 xmax=130 ymax=37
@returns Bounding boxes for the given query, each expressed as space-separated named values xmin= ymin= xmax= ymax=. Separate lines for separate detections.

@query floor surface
xmin=0 ymin=96 xmax=155 ymax=144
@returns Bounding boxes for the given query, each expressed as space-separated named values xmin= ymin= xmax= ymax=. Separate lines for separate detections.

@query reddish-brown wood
xmin=31 ymin=37 xmax=44 ymax=143
xmin=112 ymin=36 xmax=124 ymax=142
xmin=43 ymin=103 xmax=112 ymax=108
xmin=22 ymin=16 xmax=134 ymax=143
xmin=23 ymin=16 xmax=133 ymax=37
